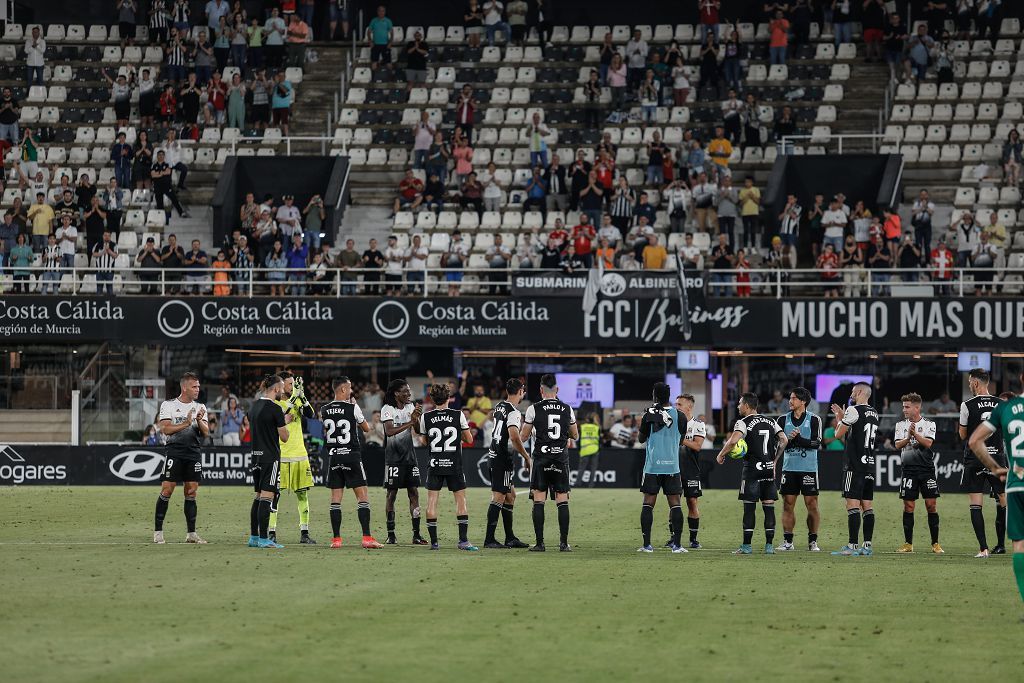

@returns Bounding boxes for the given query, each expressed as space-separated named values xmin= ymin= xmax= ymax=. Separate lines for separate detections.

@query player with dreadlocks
xmin=381 ymin=378 xmax=427 ymax=545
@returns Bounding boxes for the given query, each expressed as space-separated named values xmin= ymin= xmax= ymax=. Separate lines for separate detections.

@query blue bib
xmin=781 ymin=412 xmax=818 ymax=473
xmin=644 ymin=407 xmax=682 ymax=475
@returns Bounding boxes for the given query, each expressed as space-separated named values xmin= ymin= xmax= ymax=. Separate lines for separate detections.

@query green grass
xmin=1 ymin=486 xmax=1019 ymax=682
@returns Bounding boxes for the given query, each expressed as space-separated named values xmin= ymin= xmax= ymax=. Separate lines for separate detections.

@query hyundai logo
xmin=156 ymin=300 xmax=195 ymax=339
xmin=109 ymin=450 xmax=166 ymax=482
xmin=372 ymin=301 xmax=410 ymax=340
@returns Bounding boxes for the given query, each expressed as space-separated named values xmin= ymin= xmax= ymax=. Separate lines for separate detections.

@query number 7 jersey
xmin=524 ymin=398 xmax=576 ymax=463
xmin=841 ymin=404 xmax=880 ymax=473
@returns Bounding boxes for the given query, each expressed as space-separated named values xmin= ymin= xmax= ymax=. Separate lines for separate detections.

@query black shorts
xmin=739 ymin=477 xmax=777 ymax=502
xmin=961 ymin=464 xmax=1006 ymax=497
xmin=327 ymin=458 xmax=368 ymax=490
xmin=371 ymin=44 xmax=392 ymax=64
xmin=384 ymin=462 xmax=421 ymax=490
xmin=426 ymin=470 xmax=467 ymax=492
xmin=780 ymin=471 xmax=820 ymax=497
xmin=251 ymin=460 xmax=280 ymax=494
xmin=251 ymin=103 xmax=270 ymax=123
xmin=900 ymin=473 xmax=940 ymax=500
xmin=640 ymin=473 xmax=683 ymax=496
xmin=161 ymin=456 xmax=202 ymax=483
xmin=490 ymin=459 xmax=515 ymax=494
xmin=682 ymin=475 xmax=702 ymax=498
xmin=842 ymin=470 xmax=874 ymax=501
xmin=531 ymin=458 xmax=571 ymax=494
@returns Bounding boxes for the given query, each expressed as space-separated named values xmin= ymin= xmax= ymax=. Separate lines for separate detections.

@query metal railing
xmin=228 ymin=135 xmax=339 ymax=156
xmin=780 ymin=133 xmax=888 ymax=155
xmin=3 ymin=265 xmax=1021 ymax=299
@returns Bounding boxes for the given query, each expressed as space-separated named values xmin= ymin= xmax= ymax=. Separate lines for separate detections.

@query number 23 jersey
xmin=319 ymin=400 xmax=365 ymax=463
xmin=419 ymin=408 xmax=470 ymax=474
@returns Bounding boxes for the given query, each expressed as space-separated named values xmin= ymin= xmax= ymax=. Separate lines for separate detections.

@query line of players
xmin=152 ymin=369 xmax=1017 ymax=563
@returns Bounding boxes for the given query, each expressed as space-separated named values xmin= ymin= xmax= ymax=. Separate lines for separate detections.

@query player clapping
xmin=154 ymin=371 xmax=209 ymax=544
xmin=894 ymin=393 xmax=942 ymax=554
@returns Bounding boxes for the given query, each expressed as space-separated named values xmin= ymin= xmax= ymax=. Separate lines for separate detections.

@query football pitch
xmin=1 ymin=486 xmax=1019 ymax=683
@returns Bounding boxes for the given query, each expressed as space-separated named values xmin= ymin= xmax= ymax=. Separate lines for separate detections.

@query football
xmin=729 ymin=439 xmax=748 ymax=459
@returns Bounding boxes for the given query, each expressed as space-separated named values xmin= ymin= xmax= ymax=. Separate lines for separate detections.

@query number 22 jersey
xmin=419 ymin=408 xmax=470 ymax=474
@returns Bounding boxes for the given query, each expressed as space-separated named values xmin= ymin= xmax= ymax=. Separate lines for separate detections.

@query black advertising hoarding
xmin=511 ymin=271 xmax=685 ymax=298
xmin=1 ymin=296 xmax=1023 ymax=348
xmin=0 ymin=443 xmax=969 ymax=493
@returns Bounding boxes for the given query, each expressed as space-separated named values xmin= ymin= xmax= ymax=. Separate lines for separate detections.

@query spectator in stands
xmin=0 ymin=213 xmax=17 ymax=269
xmin=582 ymin=69 xmax=602 ymax=130
xmin=692 ymin=171 xmax=718 ymax=233
xmin=164 ymin=29 xmax=188 ymax=83
xmin=596 ymin=213 xmax=618 ymax=246
xmin=925 ymin=1 xmax=950 ymax=37
xmin=817 ymin=241 xmax=841 ymax=297
xmin=135 ymin=236 xmax=162 ymax=294
xmin=285 ymin=232 xmax=307 ymax=294
xmin=559 ymin=244 xmax=586 ymax=272
xmin=264 ymin=239 xmax=287 ymax=295
xmin=271 ymin=71 xmax=293 ymax=135
xmin=39 ymin=233 xmax=61 ymax=294
xmin=850 ymin=200 xmax=872 ymax=252
xmin=638 ymin=70 xmax=660 ymax=124
xmin=675 ymin=232 xmax=698 ymax=270
xmin=772 ymin=105 xmax=797 ymax=143
xmin=709 ymin=232 xmax=735 ymax=295
xmin=984 ymin=211 xmax=1007 ymax=252
xmin=538 ymin=237 xmax=561 ymax=269
xmin=665 ymin=178 xmax=691 ymax=234
xmin=246 ymin=17 xmax=265 ymax=71
xmin=391 ymin=169 xmax=424 ymax=216
xmin=359 ymin=237 xmax=384 ymax=294
xmin=24 ymin=26 xmax=45 ymax=88
xmin=211 ymin=248 xmax=232 ymax=295
xmin=182 ymin=239 xmax=209 ymax=293
xmin=229 ymin=12 xmax=248 ymax=71
xmin=0 ymin=88 xmax=19 ymax=145
xmin=698 ymin=33 xmax=720 ymax=100
xmin=927 ymin=392 xmax=957 ymax=415
xmin=1001 ymin=129 xmax=1022 ymax=187
xmin=444 ymin=231 xmax=469 ymax=295
xmin=212 ymin=16 xmax=232 ymax=71
xmin=578 ymin=170 xmax=605 ymax=229
xmin=607 ymin=53 xmax=628 ymax=113
xmin=597 ymin=32 xmax=617 ymax=85
xmin=152 ymin=150 xmax=189 ymax=221
xmin=454 ymin=85 xmax=478 ymax=143
xmin=464 ymin=0 xmax=485 ymax=48
xmin=883 ymin=11 xmax=909 ymax=79
xmin=411 ymin=111 xmax=435 ymax=170
xmin=82 ymin=197 xmax=107 ymax=254
xmin=232 ymin=235 xmax=252 ymax=289
xmin=506 ymin=0 xmax=528 ymax=45
xmin=832 ymin=0 xmax=853 ymax=46
xmin=571 ymin=215 xmax=596 ymax=268
xmin=881 ymin=205 xmax=901 ymax=253
xmin=226 ymin=73 xmax=247 ymax=129
xmin=789 ymin=0 xmax=813 ymax=49
xmin=741 ymin=93 xmax=762 ymax=149
xmin=460 ymin=172 xmax=484 ymax=219
xmin=485 ymin=233 xmax=511 ymax=293
xmin=865 ymin=230 xmax=891 ymax=296
xmin=483 ymin=1 xmax=511 ymax=46
xmin=717 ymin=175 xmax=739 ymax=247
xmin=302 ymin=195 xmax=325 ymax=250
xmin=276 ymin=194 xmax=301 ymax=237
xmin=160 ymin=233 xmax=185 ymax=292
xmin=707 ymin=126 xmax=732 ymax=179
xmin=9 ymin=234 xmax=32 ymax=292
xmin=542 ymin=155 xmax=567 ymax=213
xmin=452 ymin=137 xmax=474 ymax=187
xmin=335 ymin=238 xmax=358 ymax=295
xmin=92 ymin=230 xmax=118 ymax=295
xmin=764 ymin=11 xmax=789 ymax=66
xmin=861 ymin=0 xmax=886 ymax=62
xmin=247 ymin=69 xmax=271 ymax=131
xmin=27 ymin=192 xmax=54 ymax=252
xmin=403 ymin=234 xmax=428 ymax=293
xmin=110 ymin=132 xmax=133 ymax=191
xmin=6 ymin=197 xmax=28 ymax=234
xmin=118 ymin=0 xmax=139 ymax=47
xmin=642 ymin=234 xmax=668 ymax=270
xmin=161 ymin=129 xmax=189 ymax=191
xmin=150 ymin=0 xmax=171 ymax=44
xmin=264 ymin=7 xmax=287 ymax=68
xmin=101 ymin=70 xmax=134 ymax=130
xmin=737 ymin=176 xmax=761 ymax=249
xmin=380 ymin=234 xmax=403 ymax=294
xmin=132 ymin=132 xmax=154 ymax=192
xmin=698 ymin=0 xmax=721 ymax=43
xmin=54 ymin=189 xmax=78 ymax=228
xmin=366 ymin=5 xmax=395 ymax=72
xmin=931 ymin=237 xmax=953 ymax=294
xmin=403 ymin=31 xmax=431 ymax=94
xmin=522 ymin=166 xmax=547 ymax=220
xmin=972 ymin=232 xmax=998 ymax=294
xmin=101 ymin=178 xmax=126 ymax=237
xmin=625 ymin=30 xmax=650 ymax=92
xmin=933 ymin=30 xmax=955 ymax=83
xmin=417 ymin=171 xmax=444 ymax=213
xmin=425 ymin=131 xmax=451 ymax=185
xmin=528 ymin=0 xmax=553 ymax=50
xmin=897 ymin=231 xmax=922 ymax=281
xmin=766 ymin=235 xmax=792 ymax=276
xmin=205 ymin=0 xmax=229 ymax=30
xmin=670 ymin=55 xmax=691 ymax=106
xmin=907 ymin=24 xmax=934 ymax=82
xmin=525 ymin=113 xmax=550 ymax=168
xmin=76 ymin=174 xmax=98 ymax=217
xmin=286 ymin=12 xmax=310 ymax=67
xmin=821 ymin=197 xmax=847 ymax=253
xmin=910 ymin=190 xmax=935 ymax=262
xmin=191 ymin=31 xmax=215 ymax=85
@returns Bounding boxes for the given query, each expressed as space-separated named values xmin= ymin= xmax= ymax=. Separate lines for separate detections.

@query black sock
xmin=457 ymin=514 xmax=469 ymax=543
xmin=557 ymin=501 xmax=570 ymax=545
xmin=670 ymin=506 xmax=683 ymax=546
xmin=903 ymin=510 xmax=914 ymax=544
xmin=532 ymin=501 xmax=545 ymax=545
xmin=862 ymin=509 xmax=874 ymax=543
xmin=250 ymin=498 xmax=259 ymax=536
xmin=688 ymin=516 xmax=699 ymax=544
xmin=485 ymin=501 xmax=502 ymax=543
xmin=640 ymin=504 xmax=653 ymax=546
xmin=412 ymin=512 xmax=422 ymax=538
xmin=928 ymin=511 xmax=939 ymax=544
xmin=847 ymin=509 xmax=861 ymax=545
xmin=742 ymin=502 xmax=755 ymax=545
xmin=784 ymin=532 xmax=794 ymax=544
xmin=184 ymin=496 xmax=197 ymax=533
xmin=501 ymin=503 xmax=515 ymax=541
xmin=357 ymin=501 xmax=371 ymax=536
xmin=808 ymin=532 xmax=818 ymax=544
xmin=762 ymin=504 xmax=775 ymax=544
xmin=996 ymin=505 xmax=1007 ymax=547
xmin=330 ymin=503 xmax=342 ymax=537
xmin=155 ymin=494 xmax=169 ymax=531
xmin=386 ymin=510 xmax=396 ymax=536
xmin=426 ymin=517 xmax=438 ymax=544
xmin=258 ymin=498 xmax=272 ymax=538
xmin=971 ymin=505 xmax=988 ymax=550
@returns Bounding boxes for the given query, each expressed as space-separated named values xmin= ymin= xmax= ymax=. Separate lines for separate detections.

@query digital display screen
xmin=709 ymin=373 xmax=722 ymax=410
xmin=553 ymin=373 xmax=615 ymax=408
xmin=677 ymin=350 xmax=711 ymax=370
xmin=815 ymin=374 xmax=873 ymax=404
xmin=665 ymin=373 xmax=682 ymax=399
xmin=957 ymin=351 xmax=991 ymax=372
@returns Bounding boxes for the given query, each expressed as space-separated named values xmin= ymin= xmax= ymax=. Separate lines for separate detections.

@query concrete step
xmin=0 ymin=410 xmax=72 ymax=443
